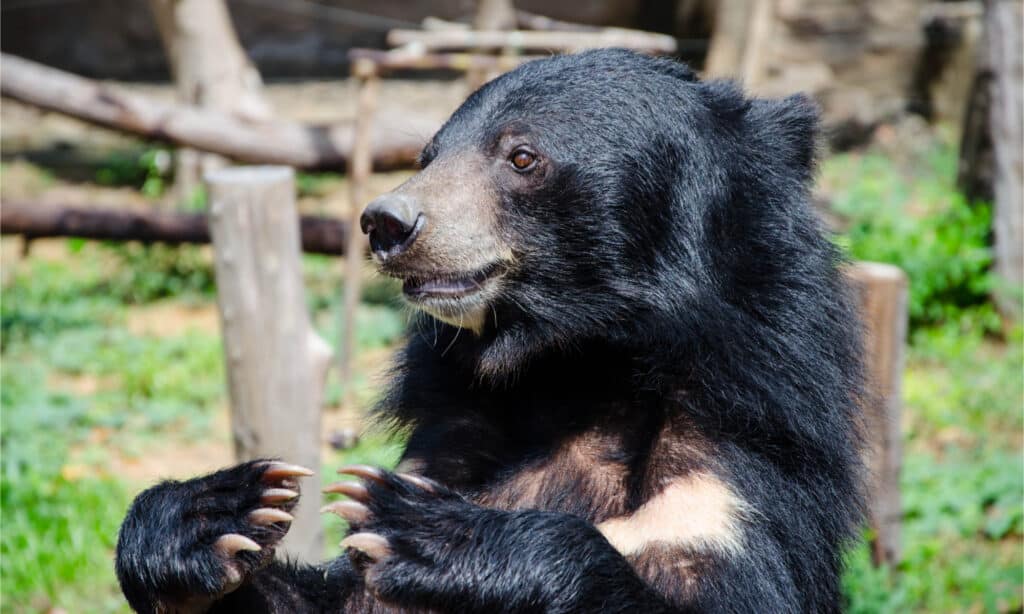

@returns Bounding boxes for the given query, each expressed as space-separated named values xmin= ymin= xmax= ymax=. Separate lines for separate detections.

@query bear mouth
xmin=401 ymin=262 xmax=505 ymax=300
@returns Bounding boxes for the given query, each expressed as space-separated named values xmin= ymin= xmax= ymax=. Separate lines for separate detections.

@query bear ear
xmin=745 ymin=93 xmax=820 ymax=179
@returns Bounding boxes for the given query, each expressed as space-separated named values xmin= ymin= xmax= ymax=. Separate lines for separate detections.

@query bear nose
xmin=360 ymin=194 xmax=423 ymax=258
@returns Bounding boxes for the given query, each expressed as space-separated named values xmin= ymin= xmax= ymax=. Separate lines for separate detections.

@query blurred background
xmin=0 ymin=0 xmax=1021 ymax=612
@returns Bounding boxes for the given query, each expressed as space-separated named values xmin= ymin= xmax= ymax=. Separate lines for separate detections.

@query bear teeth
xmin=402 ymin=264 xmax=502 ymax=299
xmin=404 ymin=275 xmax=478 ymax=297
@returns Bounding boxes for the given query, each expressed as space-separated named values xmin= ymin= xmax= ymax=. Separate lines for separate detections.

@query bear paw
xmin=116 ymin=460 xmax=312 ymax=612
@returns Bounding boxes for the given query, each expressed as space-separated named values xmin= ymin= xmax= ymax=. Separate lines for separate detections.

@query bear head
xmin=360 ymin=49 xmax=822 ymax=381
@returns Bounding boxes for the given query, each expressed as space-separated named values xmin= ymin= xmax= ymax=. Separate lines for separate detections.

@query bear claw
xmin=396 ymin=472 xmax=436 ymax=491
xmin=336 ymin=465 xmax=387 ymax=484
xmin=214 ymin=533 xmax=262 ymax=557
xmin=323 ymin=481 xmax=370 ymax=502
xmin=248 ymin=508 xmax=294 ymax=525
xmin=341 ymin=532 xmax=391 ymax=561
xmin=260 ymin=461 xmax=314 ymax=481
xmin=260 ymin=488 xmax=299 ymax=504
xmin=224 ymin=565 xmax=244 ymax=586
xmin=321 ymin=501 xmax=370 ymax=523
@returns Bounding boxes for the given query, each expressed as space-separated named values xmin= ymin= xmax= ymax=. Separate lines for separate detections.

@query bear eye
xmin=509 ymin=149 xmax=537 ymax=171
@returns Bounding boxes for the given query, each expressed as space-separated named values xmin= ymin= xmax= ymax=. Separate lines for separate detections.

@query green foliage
xmin=843 ymin=447 xmax=1023 ymax=613
xmin=2 ymin=242 xmax=216 ymax=348
xmin=98 ymin=243 xmax=217 ymax=303
xmin=359 ymin=276 xmax=404 ymax=306
xmin=295 ymin=171 xmax=343 ymax=198
xmin=1 ymin=260 xmax=116 ymax=345
xmin=905 ymin=325 xmax=1024 ymax=443
xmin=182 ymin=185 xmax=208 ymax=211
xmin=1 ymin=362 xmax=86 ymax=481
xmin=825 ymin=136 xmax=1021 ymax=611
xmin=1 ymin=473 xmax=130 ymax=613
xmin=96 ymin=148 xmax=171 ymax=199
xmin=841 ymin=318 xmax=1023 ymax=612
xmin=826 ymin=146 xmax=998 ymax=330
xmin=1 ymin=247 xmax=225 ymax=611
xmin=94 ymin=148 xmax=209 ymax=208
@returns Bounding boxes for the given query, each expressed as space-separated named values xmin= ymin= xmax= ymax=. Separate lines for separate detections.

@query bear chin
xmin=401 ymin=268 xmax=507 ymax=336
xmin=406 ymin=287 xmax=494 ymax=335
xmin=420 ymin=303 xmax=488 ymax=335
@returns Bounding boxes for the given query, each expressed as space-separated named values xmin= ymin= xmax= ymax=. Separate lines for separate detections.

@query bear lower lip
xmin=402 ymin=265 xmax=501 ymax=299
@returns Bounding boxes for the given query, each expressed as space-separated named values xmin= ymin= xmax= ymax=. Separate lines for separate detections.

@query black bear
xmin=116 ymin=49 xmax=865 ymax=613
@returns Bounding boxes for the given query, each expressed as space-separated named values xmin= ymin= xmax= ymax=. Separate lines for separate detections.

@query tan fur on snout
xmin=597 ymin=472 xmax=750 ymax=557
xmin=382 ymin=152 xmax=514 ymax=332
xmin=397 ymin=153 xmax=510 ymax=272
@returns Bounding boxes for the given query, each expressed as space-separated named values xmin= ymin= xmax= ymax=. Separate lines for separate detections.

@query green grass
xmin=2 ymin=474 xmax=128 ymax=613
xmin=2 ymin=133 xmax=1021 ymax=612
xmin=842 ymin=326 xmax=1023 ymax=613
xmin=0 ymin=241 xmax=405 ymax=612
xmin=0 ymin=246 xmax=224 ymax=612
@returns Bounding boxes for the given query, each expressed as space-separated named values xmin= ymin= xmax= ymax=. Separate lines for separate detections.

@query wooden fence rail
xmin=0 ymin=53 xmax=433 ymax=171
xmin=0 ymin=200 xmax=351 ymax=255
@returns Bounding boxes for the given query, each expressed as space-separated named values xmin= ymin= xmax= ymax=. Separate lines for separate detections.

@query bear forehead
xmin=429 ymin=51 xmax=707 ymax=150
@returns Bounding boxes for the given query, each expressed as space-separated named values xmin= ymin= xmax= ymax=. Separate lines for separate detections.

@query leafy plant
xmin=95 ymin=148 xmax=171 ymax=199
xmin=99 ymin=243 xmax=216 ymax=303
xmin=827 ymin=147 xmax=997 ymax=330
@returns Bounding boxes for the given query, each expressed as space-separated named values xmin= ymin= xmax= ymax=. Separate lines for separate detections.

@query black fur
xmin=116 ymin=49 xmax=865 ymax=613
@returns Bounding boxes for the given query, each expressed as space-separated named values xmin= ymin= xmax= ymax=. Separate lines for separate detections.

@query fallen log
xmin=386 ymin=28 xmax=677 ymax=53
xmin=421 ymin=11 xmax=602 ymax=33
xmin=514 ymin=10 xmax=603 ymax=32
xmin=0 ymin=54 xmax=434 ymax=171
xmin=0 ymin=200 xmax=350 ymax=255
xmin=348 ymin=48 xmax=540 ymax=73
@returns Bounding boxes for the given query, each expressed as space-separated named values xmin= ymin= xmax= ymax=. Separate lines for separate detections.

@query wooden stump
xmin=849 ymin=262 xmax=909 ymax=567
xmin=206 ymin=166 xmax=331 ymax=561
xmin=338 ymin=64 xmax=379 ymax=404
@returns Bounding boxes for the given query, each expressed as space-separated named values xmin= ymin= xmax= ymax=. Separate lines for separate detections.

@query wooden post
xmin=338 ymin=60 xmax=379 ymax=404
xmin=206 ymin=166 xmax=330 ymax=561
xmin=984 ymin=0 xmax=1023 ymax=318
xmin=148 ymin=0 xmax=272 ymax=204
xmin=704 ymin=0 xmax=752 ymax=78
xmin=469 ymin=0 xmax=518 ymax=90
xmin=740 ymin=0 xmax=773 ymax=88
xmin=848 ymin=262 xmax=909 ymax=567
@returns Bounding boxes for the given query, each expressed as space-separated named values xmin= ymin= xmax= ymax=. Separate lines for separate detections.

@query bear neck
xmin=381 ymin=245 xmax=862 ymax=475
